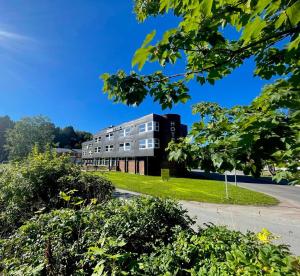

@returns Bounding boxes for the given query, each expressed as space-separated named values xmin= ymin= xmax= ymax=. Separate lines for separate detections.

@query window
xmin=105 ymin=145 xmax=114 ymax=152
xmin=139 ymin=121 xmax=159 ymax=133
xmin=119 ymin=143 xmax=124 ymax=151
xmin=106 ymin=133 xmax=114 ymax=140
xmin=95 ymin=137 xmax=101 ymax=143
xmin=147 ymin=121 xmax=153 ymax=131
xmin=94 ymin=147 xmax=101 ymax=153
xmin=124 ymin=142 xmax=131 ymax=151
xmin=139 ymin=138 xmax=160 ymax=149
xmin=139 ymin=139 xmax=147 ymax=149
xmin=138 ymin=124 xmax=146 ymax=133
xmin=123 ymin=127 xmax=131 ymax=137
xmin=147 ymin=138 xmax=153 ymax=148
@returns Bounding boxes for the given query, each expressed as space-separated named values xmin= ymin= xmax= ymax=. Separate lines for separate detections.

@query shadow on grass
xmin=188 ymin=171 xmax=288 ymax=185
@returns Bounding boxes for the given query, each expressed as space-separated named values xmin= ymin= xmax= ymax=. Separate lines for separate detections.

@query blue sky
xmin=0 ymin=0 xmax=270 ymax=133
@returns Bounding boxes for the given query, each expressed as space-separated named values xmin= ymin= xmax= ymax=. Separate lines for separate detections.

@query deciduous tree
xmin=0 ymin=116 xmax=14 ymax=162
xmin=101 ymin=0 xmax=300 ymax=182
xmin=102 ymin=0 xmax=300 ymax=109
xmin=5 ymin=116 xmax=55 ymax=160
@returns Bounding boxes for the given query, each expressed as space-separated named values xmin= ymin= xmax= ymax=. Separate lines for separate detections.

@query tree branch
xmin=149 ymin=25 xmax=300 ymax=83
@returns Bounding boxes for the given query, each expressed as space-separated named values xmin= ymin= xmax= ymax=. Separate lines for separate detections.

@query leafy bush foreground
xmin=0 ymin=149 xmax=299 ymax=275
xmin=0 ymin=147 xmax=114 ymax=237
xmin=1 ymin=197 xmax=299 ymax=275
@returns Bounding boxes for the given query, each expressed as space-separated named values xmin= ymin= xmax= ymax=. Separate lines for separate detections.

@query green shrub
xmin=1 ymin=197 xmax=299 ymax=275
xmin=0 ymin=197 xmax=192 ymax=275
xmin=137 ymin=226 xmax=300 ymax=275
xmin=0 ymin=148 xmax=114 ymax=236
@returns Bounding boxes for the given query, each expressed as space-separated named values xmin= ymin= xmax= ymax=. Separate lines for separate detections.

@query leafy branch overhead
xmin=167 ymin=80 xmax=300 ymax=183
xmin=101 ymin=0 xmax=300 ymax=108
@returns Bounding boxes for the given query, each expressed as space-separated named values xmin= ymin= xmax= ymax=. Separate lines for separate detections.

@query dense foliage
xmin=0 ymin=148 xmax=114 ymax=236
xmin=54 ymin=126 xmax=92 ymax=149
xmin=168 ymin=84 xmax=300 ymax=183
xmin=1 ymin=115 xmax=92 ymax=161
xmin=0 ymin=197 xmax=193 ymax=275
xmin=0 ymin=116 xmax=14 ymax=162
xmin=5 ymin=116 xmax=55 ymax=160
xmin=138 ymin=226 xmax=300 ymax=275
xmin=102 ymin=0 xmax=300 ymax=109
xmin=1 ymin=198 xmax=299 ymax=275
xmin=101 ymin=0 xmax=300 ymax=183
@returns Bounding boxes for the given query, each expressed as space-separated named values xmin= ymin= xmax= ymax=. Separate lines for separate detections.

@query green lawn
xmin=95 ymin=172 xmax=278 ymax=205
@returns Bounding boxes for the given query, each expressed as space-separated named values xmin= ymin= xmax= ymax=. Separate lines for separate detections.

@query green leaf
xmin=241 ymin=17 xmax=267 ymax=46
xmin=142 ymin=30 xmax=156 ymax=48
xmin=286 ymin=1 xmax=300 ymax=26
xmin=201 ymin=0 xmax=213 ymax=17
xmin=132 ymin=46 xmax=154 ymax=70
xmin=275 ymin=12 xmax=287 ymax=29
xmin=59 ymin=191 xmax=71 ymax=202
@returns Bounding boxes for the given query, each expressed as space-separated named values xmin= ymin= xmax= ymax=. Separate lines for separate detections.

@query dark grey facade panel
xmin=82 ymin=113 xmax=187 ymax=162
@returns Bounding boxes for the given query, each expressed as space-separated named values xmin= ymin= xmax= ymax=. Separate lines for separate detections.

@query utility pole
xmin=234 ymin=167 xmax=237 ymax=186
xmin=225 ymin=172 xmax=229 ymax=199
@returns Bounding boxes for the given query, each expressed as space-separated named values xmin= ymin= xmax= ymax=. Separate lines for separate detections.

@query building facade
xmin=82 ymin=114 xmax=187 ymax=175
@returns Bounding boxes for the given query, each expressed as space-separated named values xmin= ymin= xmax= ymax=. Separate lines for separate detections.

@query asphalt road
xmin=115 ymin=184 xmax=300 ymax=256
xmin=232 ymin=182 xmax=300 ymax=204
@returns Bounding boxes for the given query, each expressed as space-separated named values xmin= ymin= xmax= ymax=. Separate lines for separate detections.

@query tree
xmin=5 ymin=116 xmax=55 ymax=160
xmin=102 ymin=0 xmax=300 ymax=109
xmin=74 ymin=130 xmax=93 ymax=148
xmin=101 ymin=0 xmax=300 ymax=182
xmin=0 ymin=116 xmax=14 ymax=162
xmin=168 ymin=84 xmax=299 ymax=183
xmin=53 ymin=127 xmax=92 ymax=149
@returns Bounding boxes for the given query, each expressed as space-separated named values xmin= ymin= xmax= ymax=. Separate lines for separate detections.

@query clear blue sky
xmin=0 ymin=0 xmax=270 ymax=133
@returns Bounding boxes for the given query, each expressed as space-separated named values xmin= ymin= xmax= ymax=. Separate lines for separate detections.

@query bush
xmin=0 ymin=197 xmax=192 ymax=275
xmin=1 ymin=197 xmax=299 ymax=275
xmin=0 ymin=148 xmax=114 ymax=236
xmin=137 ymin=226 xmax=300 ymax=275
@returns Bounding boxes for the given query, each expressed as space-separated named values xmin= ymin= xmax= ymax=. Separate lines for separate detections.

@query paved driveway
xmin=115 ymin=187 xmax=300 ymax=255
xmin=233 ymin=182 xmax=300 ymax=204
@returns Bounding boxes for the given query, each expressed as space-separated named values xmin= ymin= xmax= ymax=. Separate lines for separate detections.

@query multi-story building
xmin=82 ymin=114 xmax=187 ymax=175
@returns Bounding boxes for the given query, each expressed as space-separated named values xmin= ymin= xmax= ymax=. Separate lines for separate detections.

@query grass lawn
xmin=94 ymin=172 xmax=279 ymax=205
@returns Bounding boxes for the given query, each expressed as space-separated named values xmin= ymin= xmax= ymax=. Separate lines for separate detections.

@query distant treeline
xmin=0 ymin=115 xmax=92 ymax=161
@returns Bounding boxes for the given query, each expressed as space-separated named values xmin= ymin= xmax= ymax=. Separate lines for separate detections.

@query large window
xmin=139 ymin=139 xmax=147 ymax=149
xmin=147 ymin=121 xmax=153 ymax=131
xmin=105 ymin=145 xmax=114 ymax=152
xmin=139 ymin=138 xmax=160 ymax=149
xmin=138 ymin=124 xmax=146 ymax=133
xmin=147 ymin=138 xmax=153 ymax=148
xmin=138 ymin=121 xmax=159 ymax=133
xmin=123 ymin=127 xmax=131 ymax=137
xmin=119 ymin=142 xmax=131 ymax=151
